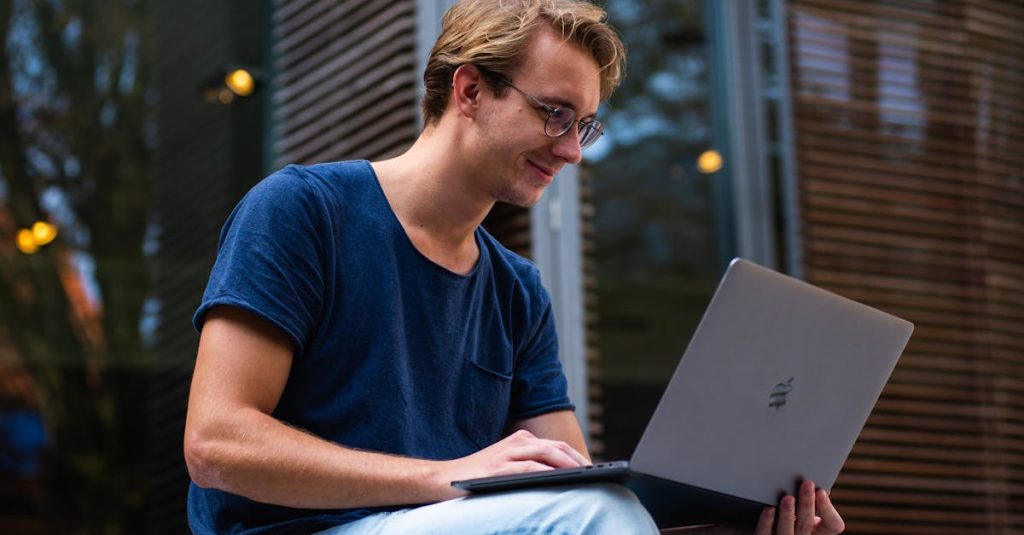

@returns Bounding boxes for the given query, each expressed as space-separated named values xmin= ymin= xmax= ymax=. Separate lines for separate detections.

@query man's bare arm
xmin=184 ymin=306 xmax=587 ymax=509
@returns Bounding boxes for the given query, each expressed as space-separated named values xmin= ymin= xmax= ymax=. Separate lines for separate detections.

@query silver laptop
xmin=452 ymin=258 xmax=914 ymax=527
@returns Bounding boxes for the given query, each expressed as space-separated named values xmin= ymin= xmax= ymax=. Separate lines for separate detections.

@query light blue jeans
xmin=316 ymin=483 xmax=660 ymax=535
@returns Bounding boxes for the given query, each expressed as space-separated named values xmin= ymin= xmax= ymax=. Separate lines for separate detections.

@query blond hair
xmin=421 ymin=0 xmax=626 ymax=126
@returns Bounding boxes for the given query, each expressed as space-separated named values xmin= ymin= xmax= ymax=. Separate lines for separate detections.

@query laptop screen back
xmin=630 ymin=259 xmax=913 ymax=505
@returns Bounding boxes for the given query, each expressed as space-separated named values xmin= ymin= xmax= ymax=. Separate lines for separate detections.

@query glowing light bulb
xmin=16 ymin=229 xmax=39 ymax=254
xmin=225 ymin=69 xmax=255 ymax=97
xmin=218 ymin=88 xmax=234 ymax=104
xmin=32 ymin=221 xmax=57 ymax=245
xmin=697 ymin=149 xmax=723 ymax=174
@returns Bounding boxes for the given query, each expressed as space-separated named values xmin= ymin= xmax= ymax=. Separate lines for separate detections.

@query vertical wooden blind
xmin=787 ymin=0 xmax=1024 ymax=532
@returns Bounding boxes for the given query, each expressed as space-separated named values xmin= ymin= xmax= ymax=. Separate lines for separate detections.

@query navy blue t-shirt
xmin=188 ymin=160 xmax=574 ymax=534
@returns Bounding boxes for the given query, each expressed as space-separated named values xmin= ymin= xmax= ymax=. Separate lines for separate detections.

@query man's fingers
xmin=556 ymin=441 xmax=590 ymax=466
xmin=795 ymin=481 xmax=816 ymax=533
xmin=505 ymin=443 xmax=582 ymax=469
xmin=506 ymin=431 xmax=588 ymax=466
xmin=485 ymin=459 xmax=553 ymax=477
xmin=755 ymin=506 xmax=775 ymax=535
xmin=814 ymin=489 xmax=845 ymax=534
xmin=750 ymin=485 xmax=843 ymax=535
xmin=776 ymin=495 xmax=796 ymax=535
xmin=514 ymin=460 xmax=554 ymax=474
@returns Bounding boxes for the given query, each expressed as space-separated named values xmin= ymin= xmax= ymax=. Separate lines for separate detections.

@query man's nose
xmin=551 ymin=127 xmax=582 ymax=165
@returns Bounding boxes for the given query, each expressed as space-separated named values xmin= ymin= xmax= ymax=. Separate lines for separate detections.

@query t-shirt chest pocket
xmin=457 ymin=336 xmax=514 ymax=451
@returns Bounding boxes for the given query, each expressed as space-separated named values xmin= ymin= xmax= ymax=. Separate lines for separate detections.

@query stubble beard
xmin=492 ymin=175 xmax=545 ymax=208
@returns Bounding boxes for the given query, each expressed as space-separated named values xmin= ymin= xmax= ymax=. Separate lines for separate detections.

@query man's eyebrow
xmin=540 ymin=94 xmax=598 ymax=120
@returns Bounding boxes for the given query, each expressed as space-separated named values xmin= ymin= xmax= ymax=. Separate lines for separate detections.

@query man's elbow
xmin=184 ymin=427 xmax=228 ymax=490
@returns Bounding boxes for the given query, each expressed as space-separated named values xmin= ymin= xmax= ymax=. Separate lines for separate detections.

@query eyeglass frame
xmin=480 ymin=70 xmax=605 ymax=149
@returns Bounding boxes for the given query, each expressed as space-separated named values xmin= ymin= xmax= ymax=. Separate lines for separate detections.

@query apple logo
xmin=769 ymin=377 xmax=795 ymax=409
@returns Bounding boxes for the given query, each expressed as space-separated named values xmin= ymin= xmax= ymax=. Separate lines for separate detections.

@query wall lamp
xmin=200 ymin=65 xmax=263 ymax=105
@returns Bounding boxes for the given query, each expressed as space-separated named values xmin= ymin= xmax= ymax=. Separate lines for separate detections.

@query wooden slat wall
xmin=272 ymin=0 xmax=420 ymax=165
xmin=580 ymin=168 xmax=604 ymax=457
xmin=148 ymin=1 xmax=267 ymax=531
xmin=787 ymin=0 xmax=1024 ymax=532
xmin=482 ymin=203 xmax=532 ymax=258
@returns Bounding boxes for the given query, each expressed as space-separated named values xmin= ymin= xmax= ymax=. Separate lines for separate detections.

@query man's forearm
xmin=185 ymin=407 xmax=455 ymax=509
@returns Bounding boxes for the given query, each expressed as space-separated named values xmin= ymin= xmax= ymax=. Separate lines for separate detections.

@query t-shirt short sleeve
xmin=509 ymin=283 xmax=575 ymax=420
xmin=193 ymin=166 xmax=328 ymax=357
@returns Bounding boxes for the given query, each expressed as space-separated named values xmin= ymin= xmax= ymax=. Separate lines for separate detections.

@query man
xmin=184 ymin=1 xmax=845 ymax=534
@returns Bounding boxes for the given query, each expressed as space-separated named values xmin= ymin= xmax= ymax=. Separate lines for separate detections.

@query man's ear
xmin=451 ymin=64 xmax=486 ymax=118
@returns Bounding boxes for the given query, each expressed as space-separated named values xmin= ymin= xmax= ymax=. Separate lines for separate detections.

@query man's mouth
xmin=528 ymin=160 xmax=556 ymax=182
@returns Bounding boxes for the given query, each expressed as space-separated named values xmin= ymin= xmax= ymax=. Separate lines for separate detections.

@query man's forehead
xmin=515 ymin=27 xmax=602 ymax=115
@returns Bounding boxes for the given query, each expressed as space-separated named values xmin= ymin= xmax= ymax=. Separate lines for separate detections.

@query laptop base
xmin=625 ymin=472 xmax=764 ymax=528
xmin=453 ymin=464 xmax=766 ymax=529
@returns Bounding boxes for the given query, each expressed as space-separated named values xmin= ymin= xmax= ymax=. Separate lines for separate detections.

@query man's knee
xmin=551 ymin=483 xmax=658 ymax=534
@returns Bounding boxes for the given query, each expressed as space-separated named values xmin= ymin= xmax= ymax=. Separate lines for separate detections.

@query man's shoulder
xmin=478 ymin=228 xmax=548 ymax=299
xmin=245 ymin=160 xmax=376 ymax=210
xmin=262 ymin=159 xmax=373 ymax=191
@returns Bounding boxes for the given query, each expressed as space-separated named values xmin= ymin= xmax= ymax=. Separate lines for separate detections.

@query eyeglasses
xmin=493 ymin=76 xmax=604 ymax=149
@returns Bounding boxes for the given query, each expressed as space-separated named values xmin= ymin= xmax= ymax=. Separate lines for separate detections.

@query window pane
xmin=586 ymin=0 xmax=731 ymax=461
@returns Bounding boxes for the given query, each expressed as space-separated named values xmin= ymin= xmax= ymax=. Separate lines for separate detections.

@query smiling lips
xmin=527 ymin=160 xmax=558 ymax=184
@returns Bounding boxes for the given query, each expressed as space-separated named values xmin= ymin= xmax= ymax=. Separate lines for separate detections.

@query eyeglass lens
xmin=545 ymin=108 xmax=603 ymax=148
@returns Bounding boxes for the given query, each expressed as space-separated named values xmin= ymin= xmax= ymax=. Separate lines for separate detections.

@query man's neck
xmin=370 ymin=127 xmax=494 ymax=273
